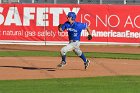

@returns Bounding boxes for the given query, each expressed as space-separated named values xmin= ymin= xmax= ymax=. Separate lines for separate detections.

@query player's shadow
xmin=0 ymin=66 xmax=56 ymax=71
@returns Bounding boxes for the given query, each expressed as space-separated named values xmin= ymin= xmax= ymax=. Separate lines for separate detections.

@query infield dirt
xmin=0 ymin=45 xmax=140 ymax=80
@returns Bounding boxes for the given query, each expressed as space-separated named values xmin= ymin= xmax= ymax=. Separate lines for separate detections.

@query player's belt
xmin=70 ymin=40 xmax=79 ymax=42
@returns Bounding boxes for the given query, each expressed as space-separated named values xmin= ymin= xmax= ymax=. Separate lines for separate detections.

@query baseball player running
xmin=57 ymin=12 xmax=92 ymax=70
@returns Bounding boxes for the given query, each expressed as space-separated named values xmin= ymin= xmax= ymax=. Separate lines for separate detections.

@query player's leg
xmin=73 ymin=42 xmax=90 ymax=69
xmin=74 ymin=48 xmax=90 ymax=69
xmin=58 ymin=43 xmax=74 ymax=67
xmin=73 ymin=41 xmax=87 ymax=62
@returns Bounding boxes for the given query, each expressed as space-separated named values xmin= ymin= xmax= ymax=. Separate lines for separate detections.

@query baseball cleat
xmin=57 ymin=61 xmax=66 ymax=67
xmin=84 ymin=60 xmax=90 ymax=70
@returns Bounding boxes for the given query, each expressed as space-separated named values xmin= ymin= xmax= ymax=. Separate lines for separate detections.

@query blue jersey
xmin=61 ymin=21 xmax=88 ymax=41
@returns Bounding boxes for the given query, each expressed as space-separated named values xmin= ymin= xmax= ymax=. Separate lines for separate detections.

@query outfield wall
xmin=0 ymin=4 xmax=140 ymax=46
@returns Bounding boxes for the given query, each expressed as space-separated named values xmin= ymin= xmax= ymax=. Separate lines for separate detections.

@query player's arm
xmin=86 ymin=26 xmax=92 ymax=40
xmin=58 ymin=24 xmax=64 ymax=32
xmin=86 ymin=26 xmax=91 ymax=35
xmin=82 ymin=23 xmax=92 ymax=40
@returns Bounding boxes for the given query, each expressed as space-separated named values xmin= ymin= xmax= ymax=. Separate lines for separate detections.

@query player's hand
xmin=58 ymin=24 xmax=63 ymax=32
xmin=87 ymin=35 xmax=92 ymax=40
xmin=58 ymin=24 xmax=63 ymax=28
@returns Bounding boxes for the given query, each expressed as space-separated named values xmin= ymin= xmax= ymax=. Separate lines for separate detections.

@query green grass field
xmin=0 ymin=76 xmax=140 ymax=93
xmin=0 ymin=51 xmax=140 ymax=60
xmin=0 ymin=51 xmax=140 ymax=93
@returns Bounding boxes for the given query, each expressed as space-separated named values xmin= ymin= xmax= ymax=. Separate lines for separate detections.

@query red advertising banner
xmin=0 ymin=4 xmax=140 ymax=45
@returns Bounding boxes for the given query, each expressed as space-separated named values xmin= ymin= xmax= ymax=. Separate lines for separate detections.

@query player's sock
xmin=80 ymin=53 xmax=87 ymax=63
xmin=62 ymin=55 xmax=66 ymax=62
